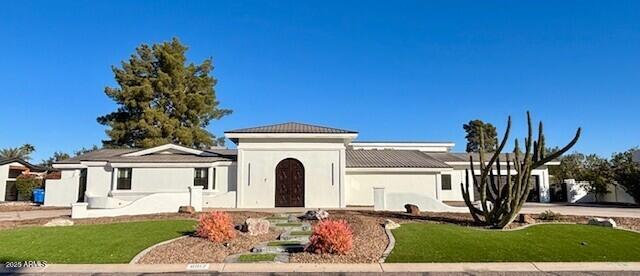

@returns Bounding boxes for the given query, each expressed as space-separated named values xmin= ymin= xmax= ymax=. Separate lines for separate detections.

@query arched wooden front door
xmin=275 ymin=158 xmax=305 ymax=207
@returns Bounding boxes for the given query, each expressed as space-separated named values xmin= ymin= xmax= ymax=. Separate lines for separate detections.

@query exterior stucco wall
xmin=0 ymin=162 xmax=30 ymax=201
xmin=86 ymin=166 xmax=112 ymax=197
xmin=44 ymin=169 xmax=80 ymax=207
xmin=345 ymin=171 xmax=438 ymax=206
xmin=445 ymin=166 xmax=551 ymax=203
xmin=0 ymin=163 xmax=10 ymax=201
xmin=236 ymin=139 xmax=345 ymax=208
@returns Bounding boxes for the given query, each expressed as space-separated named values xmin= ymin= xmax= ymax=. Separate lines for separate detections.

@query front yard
xmin=0 ymin=220 xmax=195 ymax=263
xmin=2 ymin=211 xmax=640 ymax=264
xmin=387 ymin=223 xmax=640 ymax=262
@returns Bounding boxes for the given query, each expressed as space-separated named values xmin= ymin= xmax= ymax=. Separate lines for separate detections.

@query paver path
xmin=225 ymin=213 xmax=312 ymax=263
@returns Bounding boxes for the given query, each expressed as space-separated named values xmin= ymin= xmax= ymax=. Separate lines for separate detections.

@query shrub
xmin=539 ymin=209 xmax=561 ymax=221
xmin=307 ymin=219 xmax=353 ymax=254
xmin=15 ymin=175 xmax=43 ymax=201
xmin=196 ymin=211 xmax=236 ymax=242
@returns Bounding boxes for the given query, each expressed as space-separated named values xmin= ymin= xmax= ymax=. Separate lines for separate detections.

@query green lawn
xmin=387 ymin=223 xmax=640 ymax=263
xmin=0 ymin=220 xmax=195 ymax=264
xmin=238 ymin=253 xmax=277 ymax=262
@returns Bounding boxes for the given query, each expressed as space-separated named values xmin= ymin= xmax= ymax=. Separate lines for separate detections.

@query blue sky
xmin=1 ymin=1 xmax=638 ymax=162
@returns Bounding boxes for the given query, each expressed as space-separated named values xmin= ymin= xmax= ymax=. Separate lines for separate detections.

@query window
xmin=116 ymin=168 xmax=132 ymax=190
xmin=194 ymin=168 xmax=208 ymax=189
xmin=8 ymin=169 xmax=23 ymax=179
xmin=441 ymin=174 xmax=452 ymax=190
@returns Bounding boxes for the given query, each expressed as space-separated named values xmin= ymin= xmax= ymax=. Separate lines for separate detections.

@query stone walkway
xmin=225 ymin=213 xmax=312 ymax=263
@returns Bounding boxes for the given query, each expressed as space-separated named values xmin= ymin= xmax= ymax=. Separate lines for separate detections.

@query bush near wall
xmin=15 ymin=174 xmax=43 ymax=201
xmin=307 ymin=219 xmax=353 ymax=254
xmin=196 ymin=211 xmax=236 ymax=242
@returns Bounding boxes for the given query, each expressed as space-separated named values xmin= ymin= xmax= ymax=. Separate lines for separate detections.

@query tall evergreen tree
xmin=463 ymin=120 xmax=498 ymax=152
xmin=97 ymin=38 xmax=232 ymax=149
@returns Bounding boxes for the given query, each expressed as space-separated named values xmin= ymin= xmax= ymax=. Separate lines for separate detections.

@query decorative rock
xmin=404 ymin=204 xmax=420 ymax=215
xmin=384 ymin=219 xmax=400 ymax=230
xmin=43 ymin=218 xmax=74 ymax=227
xmin=518 ymin=214 xmax=536 ymax=224
xmin=288 ymin=214 xmax=299 ymax=222
xmin=244 ymin=218 xmax=271 ymax=236
xmin=301 ymin=209 xmax=329 ymax=220
xmin=178 ymin=206 xmax=195 ymax=214
xmin=588 ymin=217 xmax=617 ymax=228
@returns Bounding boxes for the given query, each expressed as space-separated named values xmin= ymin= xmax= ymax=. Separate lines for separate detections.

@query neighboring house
xmin=633 ymin=150 xmax=640 ymax=163
xmin=0 ymin=158 xmax=48 ymax=201
xmin=46 ymin=122 xmax=557 ymax=217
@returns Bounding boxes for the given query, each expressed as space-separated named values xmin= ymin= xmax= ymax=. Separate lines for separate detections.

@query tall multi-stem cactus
xmin=460 ymin=112 xmax=581 ymax=228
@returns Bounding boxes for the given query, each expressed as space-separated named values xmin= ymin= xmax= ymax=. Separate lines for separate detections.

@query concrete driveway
xmin=520 ymin=203 xmax=640 ymax=218
xmin=0 ymin=208 xmax=71 ymax=222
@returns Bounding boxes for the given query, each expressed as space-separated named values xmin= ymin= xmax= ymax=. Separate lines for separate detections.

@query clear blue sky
xmin=1 ymin=1 xmax=639 ymax=162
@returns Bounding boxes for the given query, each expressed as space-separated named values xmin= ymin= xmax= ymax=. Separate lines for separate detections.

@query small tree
xmin=464 ymin=120 xmax=498 ymax=153
xmin=461 ymin=112 xmax=580 ymax=228
xmin=580 ymin=154 xmax=613 ymax=202
xmin=611 ymin=148 xmax=640 ymax=204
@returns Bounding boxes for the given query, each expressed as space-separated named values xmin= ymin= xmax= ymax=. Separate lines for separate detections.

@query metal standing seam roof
xmin=57 ymin=148 xmax=236 ymax=164
xmin=346 ymin=149 xmax=450 ymax=168
xmin=225 ymin=122 xmax=358 ymax=134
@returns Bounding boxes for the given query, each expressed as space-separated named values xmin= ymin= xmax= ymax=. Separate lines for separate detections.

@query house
xmin=633 ymin=150 xmax=640 ymax=163
xmin=45 ymin=122 xmax=557 ymax=218
xmin=0 ymin=158 xmax=48 ymax=201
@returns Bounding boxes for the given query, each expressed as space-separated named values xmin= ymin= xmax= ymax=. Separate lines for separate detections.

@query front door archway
xmin=275 ymin=158 xmax=305 ymax=207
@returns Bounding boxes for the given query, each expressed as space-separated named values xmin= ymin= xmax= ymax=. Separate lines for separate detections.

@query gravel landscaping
xmin=137 ymin=231 xmax=280 ymax=264
xmin=289 ymin=211 xmax=389 ymax=263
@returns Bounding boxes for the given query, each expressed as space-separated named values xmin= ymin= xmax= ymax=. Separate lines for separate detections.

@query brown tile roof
xmin=225 ymin=122 xmax=357 ymax=134
xmin=346 ymin=149 xmax=450 ymax=168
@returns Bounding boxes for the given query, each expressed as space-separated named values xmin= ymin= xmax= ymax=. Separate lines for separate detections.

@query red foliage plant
xmin=307 ymin=219 xmax=354 ymax=254
xmin=196 ymin=211 xmax=236 ymax=243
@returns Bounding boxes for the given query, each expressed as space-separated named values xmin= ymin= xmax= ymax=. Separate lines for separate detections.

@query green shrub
xmin=539 ymin=209 xmax=561 ymax=221
xmin=15 ymin=175 xmax=43 ymax=201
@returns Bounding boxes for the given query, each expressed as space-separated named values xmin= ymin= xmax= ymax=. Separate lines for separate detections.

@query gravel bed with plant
xmin=289 ymin=211 xmax=389 ymax=263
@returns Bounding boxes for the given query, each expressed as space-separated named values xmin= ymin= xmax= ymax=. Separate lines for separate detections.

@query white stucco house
xmin=0 ymin=158 xmax=48 ymax=202
xmin=44 ymin=122 xmax=558 ymax=218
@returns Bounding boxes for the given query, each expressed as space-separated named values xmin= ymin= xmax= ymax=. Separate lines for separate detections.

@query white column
xmin=110 ymin=167 xmax=117 ymax=193
xmin=339 ymin=148 xmax=347 ymax=208
xmin=236 ymin=149 xmax=244 ymax=208
xmin=208 ymin=167 xmax=214 ymax=191
xmin=373 ymin=187 xmax=385 ymax=211
xmin=189 ymin=186 xmax=203 ymax=211
xmin=435 ymin=173 xmax=441 ymax=200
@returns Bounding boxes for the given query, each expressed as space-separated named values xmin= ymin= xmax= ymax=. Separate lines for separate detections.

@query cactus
xmin=460 ymin=112 xmax=580 ymax=228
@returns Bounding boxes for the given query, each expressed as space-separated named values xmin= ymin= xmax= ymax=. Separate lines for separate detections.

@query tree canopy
xmin=463 ymin=120 xmax=498 ymax=153
xmin=611 ymin=148 xmax=640 ymax=204
xmin=0 ymin=144 xmax=35 ymax=160
xmin=97 ymin=37 xmax=232 ymax=149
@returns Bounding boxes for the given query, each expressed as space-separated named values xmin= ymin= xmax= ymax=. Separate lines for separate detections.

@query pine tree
xmin=463 ymin=120 xmax=498 ymax=152
xmin=97 ymin=38 xmax=232 ymax=149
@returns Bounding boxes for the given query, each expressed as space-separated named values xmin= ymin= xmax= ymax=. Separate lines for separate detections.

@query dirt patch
xmin=0 ymin=211 xmax=273 ymax=231
xmin=289 ymin=211 xmax=389 ymax=263
xmin=0 ymin=202 xmax=68 ymax=212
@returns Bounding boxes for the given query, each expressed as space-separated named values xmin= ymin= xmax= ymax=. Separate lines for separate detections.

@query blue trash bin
xmin=33 ymin=189 xmax=45 ymax=204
